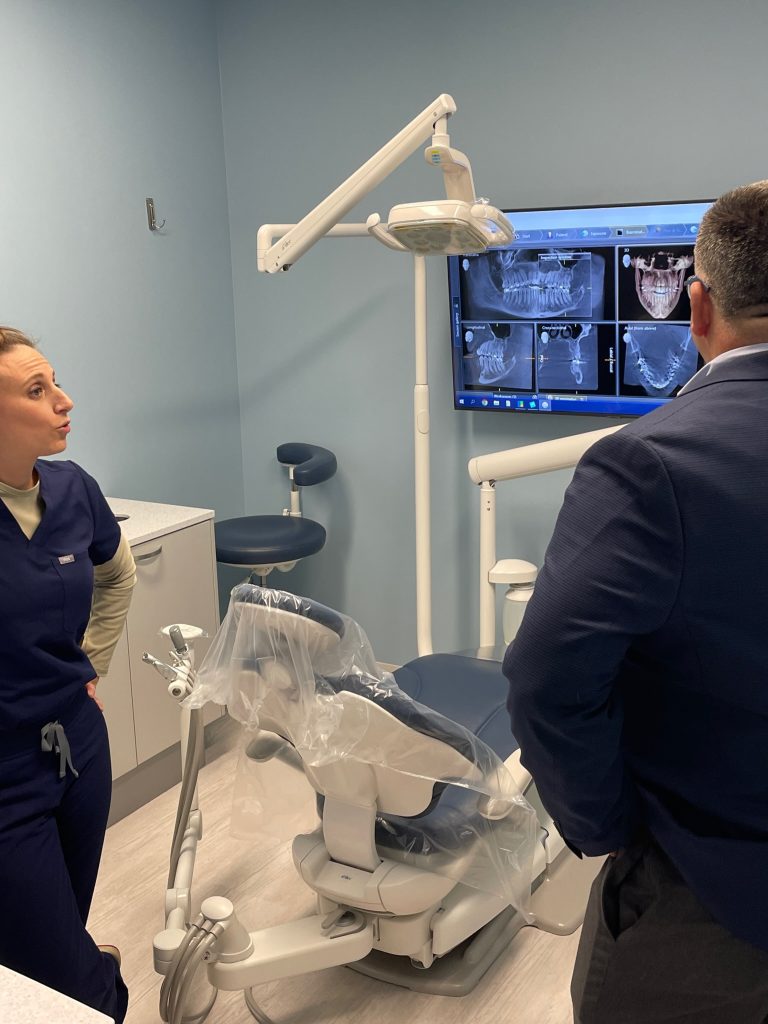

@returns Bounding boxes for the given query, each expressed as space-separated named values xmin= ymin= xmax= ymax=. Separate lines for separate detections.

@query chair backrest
xmin=225 ymin=586 xmax=485 ymax=816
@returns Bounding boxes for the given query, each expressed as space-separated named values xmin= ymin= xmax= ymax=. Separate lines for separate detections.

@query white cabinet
xmin=100 ymin=512 xmax=220 ymax=780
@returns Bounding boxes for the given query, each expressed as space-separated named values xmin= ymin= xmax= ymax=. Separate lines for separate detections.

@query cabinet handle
xmin=134 ymin=545 xmax=163 ymax=563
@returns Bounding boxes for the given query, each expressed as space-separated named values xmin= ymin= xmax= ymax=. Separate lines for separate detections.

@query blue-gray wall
xmin=4 ymin=2 xmax=767 ymax=664
xmin=1 ymin=0 xmax=244 ymax=520
xmin=216 ymin=0 xmax=768 ymax=664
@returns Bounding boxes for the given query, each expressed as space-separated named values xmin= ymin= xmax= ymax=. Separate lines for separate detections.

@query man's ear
xmin=690 ymin=281 xmax=714 ymax=343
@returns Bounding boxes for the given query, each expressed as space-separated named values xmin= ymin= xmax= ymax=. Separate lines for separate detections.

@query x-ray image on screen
xmin=618 ymin=245 xmax=695 ymax=322
xmin=621 ymin=323 xmax=700 ymax=398
xmin=462 ymin=322 xmax=534 ymax=389
xmin=536 ymin=323 xmax=598 ymax=390
xmin=460 ymin=247 xmax=606 ymax=320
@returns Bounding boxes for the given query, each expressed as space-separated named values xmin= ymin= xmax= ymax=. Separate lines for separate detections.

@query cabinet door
xmin=128 ymin=522 xmax=219 ymax=763
xmin=98 ymin=627 xmax=138 ymax=779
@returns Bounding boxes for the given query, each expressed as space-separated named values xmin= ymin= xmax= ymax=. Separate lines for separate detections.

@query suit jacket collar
xmin=681 ymin=346 xmax=768 ymax=396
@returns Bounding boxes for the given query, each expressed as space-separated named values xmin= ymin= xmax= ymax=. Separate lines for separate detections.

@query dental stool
xmin=184 ymin=585 xmax=601 ymax=1007
xmin=214 ymin=443 xmax=337 ymax=584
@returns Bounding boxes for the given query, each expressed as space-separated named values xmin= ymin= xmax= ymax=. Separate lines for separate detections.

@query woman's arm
xmin=81 ymin=532 xmax=136 ymax=680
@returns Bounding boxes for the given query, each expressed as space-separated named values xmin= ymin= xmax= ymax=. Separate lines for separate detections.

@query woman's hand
xmin=85 ymin=678 xmax=104 ymax=712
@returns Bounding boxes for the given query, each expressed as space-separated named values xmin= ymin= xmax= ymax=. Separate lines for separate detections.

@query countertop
xmin=106 ymin=497 xmax=214 ymax=547
xmin=0 ymin=964 xmax=112 ymax=1023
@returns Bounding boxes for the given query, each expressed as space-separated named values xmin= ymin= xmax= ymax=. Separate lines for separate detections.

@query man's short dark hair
xmin=694 ymin=180 xmax=768 ymax=319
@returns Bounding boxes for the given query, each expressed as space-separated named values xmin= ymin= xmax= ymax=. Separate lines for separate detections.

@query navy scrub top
xmin=0 ymin=459 xmax=121 ymax=733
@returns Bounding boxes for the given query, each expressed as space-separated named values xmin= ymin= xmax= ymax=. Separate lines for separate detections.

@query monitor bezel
xmin=448 ymin=197 xmax=713 ymax=418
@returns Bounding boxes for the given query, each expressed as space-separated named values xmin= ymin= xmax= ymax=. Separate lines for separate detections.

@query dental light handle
xmin=423 ymin=139 xmax=476 ymax=203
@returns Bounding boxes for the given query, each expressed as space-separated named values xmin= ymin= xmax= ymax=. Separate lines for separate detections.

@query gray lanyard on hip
xmin=41 ymin=721 xmax=80 ymax=779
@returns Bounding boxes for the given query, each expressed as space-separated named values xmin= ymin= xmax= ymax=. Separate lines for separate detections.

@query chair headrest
xmin=277 ymin=443 xmax=337 ymax=486
xmin=232 ymin=584 xmax=345 ymax=642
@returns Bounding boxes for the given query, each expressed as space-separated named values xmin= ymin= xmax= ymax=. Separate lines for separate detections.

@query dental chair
xmin=153 ymin=586 xmax=600 ymax=1024
xmin=214 ymin=443 xmax=337 ymax=584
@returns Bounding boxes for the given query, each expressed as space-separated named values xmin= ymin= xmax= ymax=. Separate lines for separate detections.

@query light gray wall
xmin=215 ymin=0 xmax=768 ymax=665
xmin=1 ymin=0 xmax=244 ymax=519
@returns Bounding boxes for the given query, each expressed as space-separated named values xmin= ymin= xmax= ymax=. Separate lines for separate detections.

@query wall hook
xmin=146 ymin=197 xmax=166 ymax=232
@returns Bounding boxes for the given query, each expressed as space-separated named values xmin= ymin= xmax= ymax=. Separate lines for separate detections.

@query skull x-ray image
xmin=621 ymin=323 xmax=699 ymax=397
xmin=536 ymin=323 xmax=598 ymax=390
xmin=618 ymin=245 xmax=694 ymax=322
xmin=460 ymin=247 xmax=606 ymax=320
xmin=462 ymin=323 xmax=533 ymax=389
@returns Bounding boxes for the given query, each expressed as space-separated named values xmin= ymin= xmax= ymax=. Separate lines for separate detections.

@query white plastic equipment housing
xmin=207 ymin=914 xmax=374 ymax=990
xmin=488 ymin=559 xmax=538 ymax=586
xmin=293 ymin=831 xmax=455 ymax=915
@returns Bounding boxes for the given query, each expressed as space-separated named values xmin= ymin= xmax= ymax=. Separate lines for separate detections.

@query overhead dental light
xmin=386 ymin=198 xmax=512 ymax=254
xmin=257 ymin=94 xmax=514 ymax=271
xmin=257 ymin=95 xmax=513 ymax=657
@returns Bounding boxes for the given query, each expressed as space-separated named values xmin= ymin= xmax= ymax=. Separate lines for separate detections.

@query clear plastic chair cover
xmin=185 ymin=584 xmax=538 ymax=913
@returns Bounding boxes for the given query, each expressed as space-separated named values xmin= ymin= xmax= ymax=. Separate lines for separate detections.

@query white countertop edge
xmin=0 ymin=964 xmax=113 ymax=1023
xmin=106 ymin=497 xmax=215 ymax=548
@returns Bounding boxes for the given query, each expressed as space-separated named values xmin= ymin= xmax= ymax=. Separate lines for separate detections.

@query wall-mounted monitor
xmin=448 ymin=199 xmax=713 ymax=416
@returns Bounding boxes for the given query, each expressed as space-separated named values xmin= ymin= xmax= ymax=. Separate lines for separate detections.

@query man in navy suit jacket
xmin=504 ymin=181 xmax=768 ymax=1024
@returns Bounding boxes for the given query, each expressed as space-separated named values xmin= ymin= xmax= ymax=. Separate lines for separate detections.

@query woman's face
xmin=0 ymin=346 xmax=74 ymax=462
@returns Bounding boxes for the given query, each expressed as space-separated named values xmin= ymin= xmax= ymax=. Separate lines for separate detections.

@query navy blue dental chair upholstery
xmin=333 ymin=656 xmax=520 ymax=856
xmin=240 ymin=588 xmax=520 ymax=858
xmin=215 ymin=443 xmax=337 ymax=571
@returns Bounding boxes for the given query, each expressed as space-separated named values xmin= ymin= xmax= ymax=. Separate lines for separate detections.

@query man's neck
xmin=703 ymin=320 xmax=768 ymax=362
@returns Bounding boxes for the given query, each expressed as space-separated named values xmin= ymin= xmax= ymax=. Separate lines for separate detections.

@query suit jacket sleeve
xmin=503 ymin=429 xmax=683 ymax=856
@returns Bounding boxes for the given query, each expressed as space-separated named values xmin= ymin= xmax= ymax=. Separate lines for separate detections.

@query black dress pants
xmin=572 ymin=837 xmax=768 ymax=1024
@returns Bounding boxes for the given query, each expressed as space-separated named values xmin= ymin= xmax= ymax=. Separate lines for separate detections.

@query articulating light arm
xmin=257 ymin=94 xmax=458 ymax=273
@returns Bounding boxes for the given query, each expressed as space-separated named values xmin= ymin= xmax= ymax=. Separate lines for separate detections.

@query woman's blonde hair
xmin=0 ymin=326 xmax=36 ymax=355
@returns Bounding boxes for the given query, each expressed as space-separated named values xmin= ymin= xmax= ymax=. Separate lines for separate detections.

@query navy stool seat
xmin=215 ymin=515 xmax=326 ymax=566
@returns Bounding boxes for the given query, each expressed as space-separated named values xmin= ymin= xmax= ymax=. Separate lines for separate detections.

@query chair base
xmin=346 ymin=906 xmax=526 ymax=996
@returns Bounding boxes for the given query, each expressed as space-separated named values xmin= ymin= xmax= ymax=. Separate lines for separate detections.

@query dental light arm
xmin=258 ymin=94 xmax=458 ymax=273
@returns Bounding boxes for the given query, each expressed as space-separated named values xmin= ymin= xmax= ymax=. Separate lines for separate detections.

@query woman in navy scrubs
xmin=0 ymin=326 xmax=135 ymax=1022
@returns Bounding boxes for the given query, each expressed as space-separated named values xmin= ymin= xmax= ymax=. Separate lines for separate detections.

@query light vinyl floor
xmin=89 ymin=728 xmax=579 ymax=1024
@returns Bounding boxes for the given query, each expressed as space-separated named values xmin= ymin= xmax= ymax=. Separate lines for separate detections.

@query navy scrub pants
xmin=0 ymin=690 xmax=128 ymax=1023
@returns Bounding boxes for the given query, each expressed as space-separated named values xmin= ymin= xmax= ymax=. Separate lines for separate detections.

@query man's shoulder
xmin=615 ymin=389 xmax=713 ymax=445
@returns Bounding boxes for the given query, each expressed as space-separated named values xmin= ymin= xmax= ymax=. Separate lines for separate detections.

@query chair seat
xmin=393 ymin=654 xmax=517 ymax=761
xmin=373 ymin=654 xmax=519 ymax=854
xmin=215 ymin=515 xmax=326 ymax=566
xmin=317 ymin=654 xmax=519 ymax=856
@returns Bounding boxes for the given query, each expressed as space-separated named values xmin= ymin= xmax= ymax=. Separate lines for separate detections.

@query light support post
xmin=257 ymin=94 xmax=511 ymax=657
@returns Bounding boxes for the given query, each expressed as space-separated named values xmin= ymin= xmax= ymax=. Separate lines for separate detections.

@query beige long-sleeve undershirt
xmin=0 ymin=479 xmax=136 ymax=678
